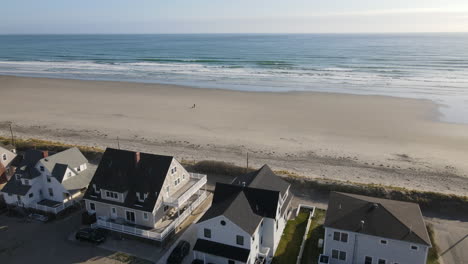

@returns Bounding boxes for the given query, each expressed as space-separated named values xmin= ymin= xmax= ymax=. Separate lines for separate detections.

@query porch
xmin=28 ymin=199 xmax=74 ymax=214
xmin=94 ymin=190 xmax=208 ymax=242
xmin=163 ymin=173 xmax=207 ymax=208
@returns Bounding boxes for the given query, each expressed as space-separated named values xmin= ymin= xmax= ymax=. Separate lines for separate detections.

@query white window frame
xmin=111 ymin=207 xmax=117 ymax=218
xmin=378 ymin=259 xmax=387 ymax=264
xmin=411 ymin=245 xmax=419 ymax=250
xmin=143 ymin=212 xmax=149 ymax=221
xmin=125 ymin=210 xmax=136 ymax=223
xmin=88 ymin=202 xmax=96 ymax=212
xmin=380 ymin=239 xmax=388 ymax=245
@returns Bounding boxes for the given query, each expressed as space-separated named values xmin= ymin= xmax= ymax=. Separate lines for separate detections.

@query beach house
xmin=319 ymin=192 xmax=431 ymax=264
xmin=0 ymin=143 xmax=17 ymax=184
xmin=193 ymin=165 xmax=293 ymax=264
xmin=83 ymin=148 xmax=207 ymax=242
xmin=1 ymin=147 xmax=91 ymax=214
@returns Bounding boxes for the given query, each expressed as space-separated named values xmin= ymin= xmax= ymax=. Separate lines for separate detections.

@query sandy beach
xmin=1 ymin=75 xmax=467 ymax=196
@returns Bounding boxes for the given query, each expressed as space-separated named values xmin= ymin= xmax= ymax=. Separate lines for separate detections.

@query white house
xmin=1 ymin=148 xmax=91 ymax=214
xmin=193 ymin=165 xmax=293 ymax=264
xmin=83 ymin=148 xmax=207 ymax=242
xmin=0 ymin=143 xmax=17 ymax=184
xmin=320 ymin=192 xmax=432 ymax=264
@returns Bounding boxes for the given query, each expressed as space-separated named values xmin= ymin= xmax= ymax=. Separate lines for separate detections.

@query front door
xmin=126 ymin=211 xmax=135 ymax=223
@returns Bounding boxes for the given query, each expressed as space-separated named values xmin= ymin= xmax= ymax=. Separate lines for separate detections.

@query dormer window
xmin=93 ymin=184 xmax=100 ymax=193
xmin=24 ymin=179 xmax=29 ymax=185
xmin=40 ymin=166 xmax=44 ymax=172
xmin=2 ymin=154 xmax=6 ymax=161
xmin=105 ymin=191 xmax=119 ymax=199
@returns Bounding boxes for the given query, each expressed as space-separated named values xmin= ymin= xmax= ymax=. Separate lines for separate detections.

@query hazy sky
xmin=1 ymin=0 xmax=468 ymax=33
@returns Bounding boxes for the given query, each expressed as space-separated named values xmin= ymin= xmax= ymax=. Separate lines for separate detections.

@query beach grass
xmin=426 ymin=224 xmax=440 ymax=264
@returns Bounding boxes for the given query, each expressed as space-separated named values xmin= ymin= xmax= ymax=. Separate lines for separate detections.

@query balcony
xmin=163 ymin=173 xmax=207 ymax=208
xmin=93 ymin=190 xmax=208 ymax=242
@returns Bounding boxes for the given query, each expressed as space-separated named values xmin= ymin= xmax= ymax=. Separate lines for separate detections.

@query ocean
xmin=0 ymin=34 xmax=467 ymax=123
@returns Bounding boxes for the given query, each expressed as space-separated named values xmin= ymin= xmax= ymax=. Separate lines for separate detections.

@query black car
xmin=167 ymin=240 xmax=190 ymax=264
xmin=75 ymin=228 xmax=106 ymax=244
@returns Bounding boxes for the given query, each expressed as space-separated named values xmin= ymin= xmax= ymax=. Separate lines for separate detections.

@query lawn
xmin=272 ymin=209 xmax=310 ymax=264
xmin=301 ymin=209 xmax=326 ymax=264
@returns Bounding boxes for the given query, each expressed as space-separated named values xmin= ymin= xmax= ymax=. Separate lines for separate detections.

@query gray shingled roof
xmin=232 ymin=165 xmax=290 ymax=196
xmin=83 ymin=148 xmax=174 ymax=212
xmin=40 ymin=147 xmax=87 ymax=173
xmin=198 ymin=166 xmax=291 ymax=235
xmin=325 ymin=192 xmax=432 ymax=246
xmin=1 ymin=178 xmax=32 ymax=195
xmin=62 ymin=164 xmax=95 ymax=194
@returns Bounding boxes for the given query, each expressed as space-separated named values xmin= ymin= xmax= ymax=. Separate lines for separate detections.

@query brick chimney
xmin=135 ymin=152 xmax=140 ymax=166
xmin=42 ymin=150 xmax=49 ymax=158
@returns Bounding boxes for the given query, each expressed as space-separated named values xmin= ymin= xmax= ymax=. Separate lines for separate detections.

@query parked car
xmin=75 ymin=228 xmax=106 ymax=244
xmin=167 ymin=240 xmax=190 ymax=264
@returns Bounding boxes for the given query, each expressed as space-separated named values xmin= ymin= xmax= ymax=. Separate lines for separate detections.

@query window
xmin=339 ymin=251 xmax=346 ymax=261
xmin=341 ymin=233 xmax=348 ymax=242
xmin=378 ymin=259 xmax=386 ymax=264
xmin=228 ymin=260 xmax=235 ymax=264
xmin=220 ymin=220 xmax=226 ymax=226
xmin=333 ymin=232 xmax=340 ymax=241
xmin=182 ymin=174 xmax=185 ymax=180
xmin=24 ymin=179 xmax=29 ymax=185
xmin=143 ymin=212 xmax=148 ymax=220
xmin=40 ymin=166 xmax=44 ymax=172
xmin=365 ymin=256 xmax=372 ymax=264
xmin=29 ymin=193 xmax=34 ymax=198
xmin=411 ymin=245 xmax=418 ymax=250
xmin=174 ymin=180 xmax=178 ymax=186
xmin=126 ymin=211 xmax=135 ymax=222
xmin=332 ymin=250 xmax=346 ymax=261
xmin=89 ymin=202 xmax=95 ymax=211
xmin=67 ymin=172 xmax=72 ymax=177
xmin=164 ymin=205 xmax=170 ymax=212
xmin=204 ymin=228 xmax=211 ymax=238
xmin=380 ymin=240 xmax=387 ymax=245
xmin=111 ymin=207 xmax=116 ymax=214
xmin=77 ymin=166 xmax=81 ymax=172
xmin=236 ymin=235 xmax=244 ymax=246
xmin=47 ymin=177 xmax=51 ymax=183
xmin=333 ymin=231 xmax=348 ymax=242
xmin=48 ymin=188 xmax=54 ymax=197
xmin=177 ymin=178 xmax=180 ymax=184
xmin=2 ymin=154 xmax=6 ymax=161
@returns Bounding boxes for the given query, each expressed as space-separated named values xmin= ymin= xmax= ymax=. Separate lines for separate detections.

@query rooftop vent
xmin=135 ymin=152 xmax=141 ymax=166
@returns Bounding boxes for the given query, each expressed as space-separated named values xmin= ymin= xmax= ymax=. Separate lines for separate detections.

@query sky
xmin=1 ymin=0 xmax=468 ymax=34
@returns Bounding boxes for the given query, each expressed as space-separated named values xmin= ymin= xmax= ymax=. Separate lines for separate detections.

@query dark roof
xmin=51 ymin=163 xmax=69 ymax=183
xmin=15 ymin=149 xmax=47 ymax=179
xmin=232 ymin=165 xmax=290 ymax=196
xmin=198 ymin=182 xmax=282 ymax=234
xmin=193 ymin=239 xmax=250 ymax=262
xmin=83 ymin=148 xmax=174 ymax=212
xmin=1 ymin=178 xmax=32 ymax=195
xmin=325 ymin=192 xmax=431 ymax=246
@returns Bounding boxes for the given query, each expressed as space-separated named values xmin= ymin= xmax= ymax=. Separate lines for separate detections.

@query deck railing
xmin=93 ymin=190 xmax=208 ymax=241
xmin=14 ymin=200 xmax=74 ymax=214
xmin=164 ymin=173 xmax=207 ymax=207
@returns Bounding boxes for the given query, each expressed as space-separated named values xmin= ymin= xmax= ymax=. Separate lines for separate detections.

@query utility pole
xmin=117 ymin=137 xmax=120 ymax=149
xmin=9 ymin=122 xmax=15 ymax=146
xmin=246 ymin=152 xmax=249 ymax=171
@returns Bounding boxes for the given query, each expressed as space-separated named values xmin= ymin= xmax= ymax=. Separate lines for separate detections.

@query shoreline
xmin=1 ymin=75 xmax=468 ymax=196
xmin=0 ymin=74 xmax=446 ymax=123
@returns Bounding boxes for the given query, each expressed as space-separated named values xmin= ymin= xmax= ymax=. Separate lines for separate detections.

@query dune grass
xmin=426 ymin=224 xmax=440 ymax=264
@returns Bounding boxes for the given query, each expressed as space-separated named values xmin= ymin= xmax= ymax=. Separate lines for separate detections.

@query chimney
xmin=42 ymin=151 xmax=49 ymax=158
xmin=135 ymin=152 xmax=140 ymax=166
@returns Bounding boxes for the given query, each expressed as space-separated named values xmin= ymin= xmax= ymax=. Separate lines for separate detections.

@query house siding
xmin=86 ymin=199 xmax=155 ymax=228
xmin=323 ymin=227 xmax=429 ymax=264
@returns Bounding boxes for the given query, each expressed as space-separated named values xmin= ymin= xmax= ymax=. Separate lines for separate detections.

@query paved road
xmin=428 ymin=218 xmax=468 ymax=264
xmin=0 ymin=211 xmax=114 ymax=264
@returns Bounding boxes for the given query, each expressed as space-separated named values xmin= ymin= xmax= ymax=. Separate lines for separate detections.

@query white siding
xmin=323 ymin=227 xmax=429 ymax=264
